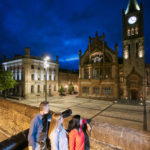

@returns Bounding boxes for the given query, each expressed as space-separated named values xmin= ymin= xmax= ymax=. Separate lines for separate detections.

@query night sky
xmin=0 ymin=0 xmax=150 ymax=70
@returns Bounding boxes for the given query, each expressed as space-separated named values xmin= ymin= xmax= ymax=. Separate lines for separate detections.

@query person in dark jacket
xmin=28 ymin=101 xmax=51 ymax=150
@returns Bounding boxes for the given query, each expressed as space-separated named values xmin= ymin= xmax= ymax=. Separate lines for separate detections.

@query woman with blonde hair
xmin=48 ymin=113 xmax=68 ymax=150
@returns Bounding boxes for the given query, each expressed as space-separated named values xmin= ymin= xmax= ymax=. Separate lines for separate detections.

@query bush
xmin=58 ymin=86 xmax=65 ymax=96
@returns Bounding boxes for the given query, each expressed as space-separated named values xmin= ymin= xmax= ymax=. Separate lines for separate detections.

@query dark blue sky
xmin=0 ymin=0 xmax=150 ymax=70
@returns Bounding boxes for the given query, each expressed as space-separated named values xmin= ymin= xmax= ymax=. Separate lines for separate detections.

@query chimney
xmin=56 ymin=55 xmax=59 ymax=64
xmin=2 ymin=55 xmax=6 ymax=62
xmin=25 ymin=47 xmax=30 ymax=57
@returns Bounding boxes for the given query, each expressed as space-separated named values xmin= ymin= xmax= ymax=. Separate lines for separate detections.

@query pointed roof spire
xmin=125 ymin=0 xmax=140 ymax=15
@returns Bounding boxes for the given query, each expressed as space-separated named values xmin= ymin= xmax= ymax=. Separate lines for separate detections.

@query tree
xmin=68 ymin=84 xmax=74 ymax=94
xmin=58 ymin=85 xmax=65 ymax=96
xmin=0 ymin=71 xmax=17 ymax=97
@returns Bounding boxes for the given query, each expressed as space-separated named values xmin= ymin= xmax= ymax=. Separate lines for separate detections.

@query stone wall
xmin=0 ymin=98 xmax=150 ymax=150
xmin=0 ymin=99 xmax=38 ymax=136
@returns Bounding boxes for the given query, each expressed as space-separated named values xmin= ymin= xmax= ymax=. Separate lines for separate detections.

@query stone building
xmin=2 ymin=48 xmax=59 ymax=99
xmin=78 ymin=0 xmax=150 ymax=101
xmin=58 ymin=69 xmax=78 ymax=93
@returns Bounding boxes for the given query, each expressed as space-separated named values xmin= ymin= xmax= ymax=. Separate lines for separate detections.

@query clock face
xmin=128 ymin=16 xmax=137 ymax=24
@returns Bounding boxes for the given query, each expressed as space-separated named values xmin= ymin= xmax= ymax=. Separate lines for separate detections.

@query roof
xmin=125 ymin=0 xmax=140 ymax=15
xmin=2 ymin=55 xmax=57 ymax=64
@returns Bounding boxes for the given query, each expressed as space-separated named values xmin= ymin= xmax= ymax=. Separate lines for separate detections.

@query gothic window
xmin=135 ymin=27 xmax=139 ymax=35
xmin=93 ymin=87 xmax=100 ymax=95
xmin=131 ymin=28 xmax=134 ymax=35
xmin=105 ymin=67 xmax=111 ymax=78
xmin=82 ymin=87 xmax=89 ymax=94
xmin=31 ymin=85 xmax=34 ymax=93
xmin=127 ymin=29 xmax=131 ymax=36
xmin=93 ymin=68 xmax=99 ymax=79
xmin=102 ymin=87 xmax=113 ymax=96
xmin=91 ymin=54 xmax=103 ymax=63
xmin=84 ymin=69 xmax=89 ymax=79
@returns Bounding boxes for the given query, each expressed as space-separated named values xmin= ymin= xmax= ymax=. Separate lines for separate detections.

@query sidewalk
xmin=5 ymin=95 xmax=150 ymax=132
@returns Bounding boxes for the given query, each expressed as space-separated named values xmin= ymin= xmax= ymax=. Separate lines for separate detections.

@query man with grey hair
xmin=28 ymin=101 xmax=51 ymax=150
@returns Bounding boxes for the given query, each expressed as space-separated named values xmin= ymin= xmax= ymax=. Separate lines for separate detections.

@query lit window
xmin=124 ymin=50 xmax=129 ymax=59
xmin=135 ymin=27 xmax=139 ymax=35
xmin=127 ymin=29 xmax=131 ymax=36
xmin=19 ymin=69 xmax=22 ymax=80
xmin=131 ymin=28 xmax=134 ymax=35
xmin=139 ymin=50 xmax=143 ymax=58
xmin=84 ymin=69 xmax=89 ymax=79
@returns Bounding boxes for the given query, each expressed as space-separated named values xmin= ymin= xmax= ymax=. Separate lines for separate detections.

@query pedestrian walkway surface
xmin=9 ymin=95 xmax=150 ymax=132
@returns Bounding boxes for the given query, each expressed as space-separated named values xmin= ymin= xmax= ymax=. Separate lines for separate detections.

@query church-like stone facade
xmin=78 ymin=0 xmax=150 ymax=101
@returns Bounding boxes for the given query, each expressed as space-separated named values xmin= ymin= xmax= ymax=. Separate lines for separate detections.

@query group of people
xmin=28 ymin=101 xmax=91 ymax=150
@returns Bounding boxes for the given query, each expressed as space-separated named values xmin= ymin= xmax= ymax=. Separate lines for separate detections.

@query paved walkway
xmin=10 ymin=95 xmax=149 ymax=132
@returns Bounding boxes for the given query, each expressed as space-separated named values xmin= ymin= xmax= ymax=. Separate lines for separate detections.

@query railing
xmin=0 ymin=129 xmax=29 ymax=150
xmin=116 ymin=98 xmax=144 ymax=105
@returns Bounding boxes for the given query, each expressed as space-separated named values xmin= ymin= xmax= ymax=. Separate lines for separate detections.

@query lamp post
xmin=44 ymin=56 xmax=50 ymax=102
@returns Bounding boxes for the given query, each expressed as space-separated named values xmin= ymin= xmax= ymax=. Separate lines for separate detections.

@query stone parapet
xmin=0 ymin=98 xmax=150 ymax=149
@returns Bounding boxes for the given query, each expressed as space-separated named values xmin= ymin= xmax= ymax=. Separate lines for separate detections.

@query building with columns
xmin=2 ymin=47 xmax=59 ymax=99
xmin=78 ymin=0 xmax=150 ymax=101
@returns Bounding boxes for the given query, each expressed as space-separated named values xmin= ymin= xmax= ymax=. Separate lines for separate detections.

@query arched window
xmin=131 ymin=28 xmax=134 ymax=35
xmin=135 ymin=27 xmax=139 ymax=35
xmin=127 ymin=29 xmax=131 ymax=36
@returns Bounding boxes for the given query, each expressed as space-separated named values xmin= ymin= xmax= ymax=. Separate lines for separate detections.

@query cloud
xmin=0 ymin=0 xmax=149 ymax=69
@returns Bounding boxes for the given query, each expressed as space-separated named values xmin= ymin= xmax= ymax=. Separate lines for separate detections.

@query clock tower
xmin=122 ymin=0 xmax=145 ymax=99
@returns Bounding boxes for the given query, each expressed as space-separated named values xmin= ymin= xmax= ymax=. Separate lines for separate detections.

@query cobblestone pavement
xmin=7 ymin=95 xmax=150 ymax=132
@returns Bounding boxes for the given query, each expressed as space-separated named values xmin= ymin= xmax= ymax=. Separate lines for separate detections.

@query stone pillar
xmin=89 ymin=67 xmax=92 ymax=79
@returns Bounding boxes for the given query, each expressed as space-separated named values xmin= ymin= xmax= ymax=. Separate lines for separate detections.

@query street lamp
xmin=44 ymin=56 xmax=50 ymax=102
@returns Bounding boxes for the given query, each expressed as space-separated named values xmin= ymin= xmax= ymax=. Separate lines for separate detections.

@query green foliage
xmin=58 ymin=85 xmax=65 ymax=95
xmin=0 ymin=71 xmax=17 ymax=91
xmin=68 ymin=84 xmax=74 ymax=94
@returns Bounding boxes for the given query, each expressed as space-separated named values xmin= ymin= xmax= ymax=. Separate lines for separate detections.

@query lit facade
xmin=2 ymin=48 xmax=59 ymax=99
xmin=79 ymin=0 xmax=150 ymax=101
